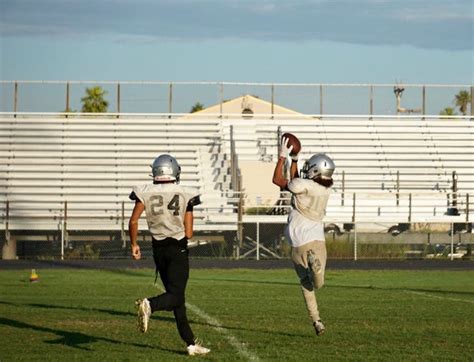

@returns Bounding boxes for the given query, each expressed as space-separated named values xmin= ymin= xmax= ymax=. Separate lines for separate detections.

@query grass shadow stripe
xmin=405 ymin=290 xmax=474 ymax=304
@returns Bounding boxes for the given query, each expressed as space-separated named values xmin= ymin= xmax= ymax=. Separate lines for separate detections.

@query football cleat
xmin=187 ymin=343 xmax=211 ymax=356
xmin=313 ymin=320 xmax=325 ymax=336
xmin=307 ymin=250 xmax=322 ymax=288
xmin=135 ymin=298 xmax=151 ymax=333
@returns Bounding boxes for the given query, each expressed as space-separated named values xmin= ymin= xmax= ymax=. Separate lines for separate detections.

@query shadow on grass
xmin=192 ymin=276 xmax=474 ymax=296
xmin=103 ymin=268 xmax=152 ymax=278
xmin=0 ymin=300 xmax=176 ymax=323
xmin=327 ymin=284 xmax=474 ymax=296
xmin=0 ymin=317 xmax=184 ymax=354
xmin=0 ymin=300 xmax=309 ymax=339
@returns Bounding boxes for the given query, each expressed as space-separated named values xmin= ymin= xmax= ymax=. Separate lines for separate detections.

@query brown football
xmin=282 ymin=132 xmax=301 ymax=155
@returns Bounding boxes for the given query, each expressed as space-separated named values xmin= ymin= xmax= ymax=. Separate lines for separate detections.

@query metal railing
xmin=1 ymin=192 xmax=471 ymax=229
xmin=1 ymin=191 xmax=471 ymax=260
xmin=1 ymin=80 xmax=472 ymax=116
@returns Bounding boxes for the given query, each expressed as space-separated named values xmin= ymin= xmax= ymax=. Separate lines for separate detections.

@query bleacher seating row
xmin=222 ymin=117 xmax=473 ymax=193
xmin=0 ymin=115 xmax=236 ymax=234
xmin=0 ymin=114 xmax=472 ymax=239
xmin=221 ymin=116 xmax=472 ymax=226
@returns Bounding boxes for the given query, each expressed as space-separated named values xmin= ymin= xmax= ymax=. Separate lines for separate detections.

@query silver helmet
xmin=301 ymin=153 xmax=335 ymax=180
xmin=151 ymin=154 xmax=181 ymax=183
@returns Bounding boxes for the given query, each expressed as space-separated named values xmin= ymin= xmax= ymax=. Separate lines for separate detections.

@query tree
xmin=439 ymin=107 xmax=457 ymax=118
xmin=81 ymin=86 xmax=108 ymax=113
xmin=454 ymin=90 xmax=471 ymax=115
xmin=190 ymin=102 xmax=204 ymax=113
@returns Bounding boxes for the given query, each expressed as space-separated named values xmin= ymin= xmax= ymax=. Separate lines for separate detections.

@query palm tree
xmin=190 ymin=102 xmax=204 ymax=113
xmin=439 ymin=107 xmax=457 ymax=118
xmin=454 ymin=90 xmax=471 ymax=115
xmin=81 ymin=86 xmax=109 ymax=113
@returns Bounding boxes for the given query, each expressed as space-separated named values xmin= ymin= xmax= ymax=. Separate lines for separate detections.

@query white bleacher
xmin=1 ymin=114 xmax=472 ymax=237
xmin=0 ymin=114 xmax=236 ymax=234
xmin=220 ymin=116 xmax=473 ymax=225
xmin=247 ymin=117 xmax=473 ymax=193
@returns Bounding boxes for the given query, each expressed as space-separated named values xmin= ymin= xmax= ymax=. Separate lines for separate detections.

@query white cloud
xmin=393 ymin=6 xmax=474 ymax=22
xmin=1 ymin=0 xmax=472 ymax=51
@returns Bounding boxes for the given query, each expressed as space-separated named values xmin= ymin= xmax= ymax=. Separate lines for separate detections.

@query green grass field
xmin=0 ymin=267 xmax=473 ymax=361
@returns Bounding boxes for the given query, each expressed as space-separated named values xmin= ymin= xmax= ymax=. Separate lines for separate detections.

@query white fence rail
xmin=1 ymin=81 xmax=473 ymax=116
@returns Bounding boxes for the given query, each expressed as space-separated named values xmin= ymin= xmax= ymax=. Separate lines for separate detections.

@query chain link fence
xmin=3 ymin=221 xmax=472 ymax=261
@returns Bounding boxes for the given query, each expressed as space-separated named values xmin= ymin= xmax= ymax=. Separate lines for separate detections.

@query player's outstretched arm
xmin=273 ymin=136 xmax=294 ymax=189
xmin=289 ymin=158 xmax=299 ymax=180
xmin=272 ymin=156 xmax=288 ymax=189
xmin=129 ymin=201 xmax=145 ymax=260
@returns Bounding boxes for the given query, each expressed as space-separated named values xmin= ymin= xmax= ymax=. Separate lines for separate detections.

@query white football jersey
xmin=131 ymin=183 xmax=200 ymax=240
xmin=288 ymin=178 xmax=331 ymax=222
xmin=285 ymin=178 xmax=331 ymax=247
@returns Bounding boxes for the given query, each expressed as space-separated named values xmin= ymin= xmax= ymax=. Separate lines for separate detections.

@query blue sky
xmin=1 ymin=0 xmax=472 ymax=84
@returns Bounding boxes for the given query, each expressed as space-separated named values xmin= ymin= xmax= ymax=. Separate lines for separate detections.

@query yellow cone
xmin=29 ymin=269 xmax=39 ymax=282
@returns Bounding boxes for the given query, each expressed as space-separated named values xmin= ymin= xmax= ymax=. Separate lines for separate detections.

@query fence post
xmin=369 ymin=85 xmax=373 ymax=120
xmin=271 ymin=84 xmax=275 ymax=118
xmin=2 ymin=201 xmax=16 ymax=260
xmin=236 ymin=176 xmax=243 ymax=260
xmin=219 ymin=83 xmax=224 ymax=117
xmin=61 ymin=201 xmax=68 ymax=260
xmin=14 ymin=81 xmax=18 ymax=117
xmin=450 ymin=222 xmax=454 ymax=261
xmin=408 ymin=193 xmax=412 ymax=223
xmin=256 ymin=221 xmax=260 ymax=261
xmin=121 ymin=201 xmax=126 ymax=249
xmin=5 ymin=200 xmax=9 ymax=243
xmin=396 ymin=171 xmax=400 ymax=206
xmin=466 ymin=193 xmax=470 ymax=223
xmin=452 ymin=171 xmax=458 ymax=208
xmin=353 ymin=193 xmax=357 ymax=261
xmin=230 ymin=125 xmax=236 ymax=189
xmin=422 ymin=85 xmax=426 ymax=120
xmin=65 ymin=82 xmax=70 ymax=116
xmin=319 ymin=84 xmax=323 ymax=117
xmin=168 ymin=82 xmax=173 ymax=115
xmin=341 ymin=171 xmax=345 ymax=206
xmin=116 ymin=82 xmax=121 ymax=116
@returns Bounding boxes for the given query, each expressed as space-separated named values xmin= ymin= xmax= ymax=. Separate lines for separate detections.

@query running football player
xmin=129 ymin=154 xmax=210 ymax=356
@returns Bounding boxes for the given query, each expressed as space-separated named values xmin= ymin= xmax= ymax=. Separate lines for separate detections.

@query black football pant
xmin=148 ymin=237 xmax=194 ymax=346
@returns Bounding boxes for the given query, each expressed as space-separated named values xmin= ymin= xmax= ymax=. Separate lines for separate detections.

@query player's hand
xmin=279 ymin=137 xmax=297 ymax=160
xmin=131 ymin=244 xmax=141 ymax=260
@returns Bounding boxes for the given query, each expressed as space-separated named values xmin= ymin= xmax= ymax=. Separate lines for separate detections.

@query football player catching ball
xmin=272 ymin=135 xmax=335 ymax=336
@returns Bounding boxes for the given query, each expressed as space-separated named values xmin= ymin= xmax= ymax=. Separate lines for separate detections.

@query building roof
xmin=189 ymin=94 xmax=303 ymax=116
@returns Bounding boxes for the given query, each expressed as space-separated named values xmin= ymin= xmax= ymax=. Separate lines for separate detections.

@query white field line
xmin=153 ymin=285 xmax=259 ymax=361
xmin=186 ymin=302 xmax=260 ymax=361
xmin=406 ymin=290 xmax=474 ymax=304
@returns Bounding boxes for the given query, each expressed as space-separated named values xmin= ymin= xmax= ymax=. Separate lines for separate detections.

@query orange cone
xmin=29 ymin=269 xmax=39 ymax=283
